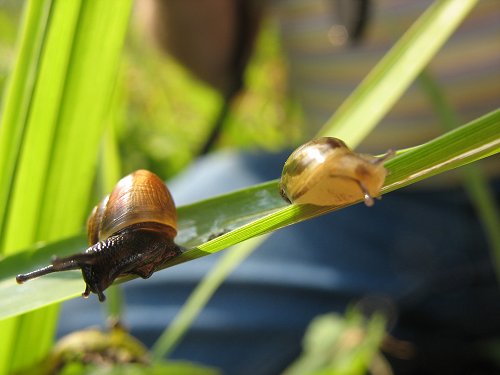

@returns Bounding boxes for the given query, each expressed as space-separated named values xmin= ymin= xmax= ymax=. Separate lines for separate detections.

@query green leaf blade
xmin=0 ymin=1 xmax=133 ymax=373
xmin=1 ymin=108 xmax=497 ymax=320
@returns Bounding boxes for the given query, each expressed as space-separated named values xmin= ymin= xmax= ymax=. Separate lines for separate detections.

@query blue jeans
xmin=58 ymin=150 xmax=500 ymax=374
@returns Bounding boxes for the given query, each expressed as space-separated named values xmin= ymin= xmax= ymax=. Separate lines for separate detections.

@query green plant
xmin=0 ymin=0 xmax=498 ymax=374
xmin=0 ymin=1 xmax=132 ymax=373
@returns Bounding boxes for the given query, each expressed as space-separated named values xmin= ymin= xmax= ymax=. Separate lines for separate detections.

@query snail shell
xmin=87 ymin=169 xmax=177 ymax=244
xmin=16 ymin=170 xmax=182 ymax=302
xmin=280 ymin=137 xmax=392 ymax=207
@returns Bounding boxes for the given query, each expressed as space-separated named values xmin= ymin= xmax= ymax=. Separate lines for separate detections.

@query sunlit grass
xmin=0 ymin=1 xmax=498 ymax=374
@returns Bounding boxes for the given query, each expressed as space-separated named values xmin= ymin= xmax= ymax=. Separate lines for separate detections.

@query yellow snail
xmin=16 ymin=170 xmax=182 ymax=302
xmin=279 ymin=137 xmax=392 ymax=207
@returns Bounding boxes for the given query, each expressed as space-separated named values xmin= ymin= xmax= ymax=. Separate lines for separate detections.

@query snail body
xmin=16 ymin=170 xmax=182 ymax=302
xmin=280 ymin=137 xmax=392 ymax=207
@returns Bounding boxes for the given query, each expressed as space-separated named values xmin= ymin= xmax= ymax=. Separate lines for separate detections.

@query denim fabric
xmin=58 ymin=150 xmax=500 ymax=374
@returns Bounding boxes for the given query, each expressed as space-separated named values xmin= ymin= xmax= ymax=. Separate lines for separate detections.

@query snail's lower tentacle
xmin=97 ymin=289 xmax=106 ymax=302
xmin=357 ymin=180 xmax=375 ymax=207
xmin=82 ymin=284 xmax=91 ymax=298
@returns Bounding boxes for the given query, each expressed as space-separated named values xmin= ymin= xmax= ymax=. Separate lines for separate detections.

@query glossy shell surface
xmin=280 ymin=137 xmax=388 ymax=206
xmin=87 ymin=169 xmax=177 ymax=244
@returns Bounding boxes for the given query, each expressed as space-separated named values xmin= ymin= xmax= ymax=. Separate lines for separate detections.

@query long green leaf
xmin=151 ymin=0 xmax=484 ymax=356
xmin=418 ymin=70 xmax=500 ymax=279
xmin=0 ymin=108 xmax=498 ymax=320
xmin=0 ymin=1 xmax=132 ymax=373
xmin=0 ymin=2 xmax=54 ymax=371
xmin=0 ymin=1 xmax=51 ymax=241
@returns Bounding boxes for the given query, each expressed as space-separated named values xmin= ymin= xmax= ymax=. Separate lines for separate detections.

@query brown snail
xmin=16 ymin=170 xmax=182 ymax=302
xmin=279 ymin=137 xmax=393 ymax=207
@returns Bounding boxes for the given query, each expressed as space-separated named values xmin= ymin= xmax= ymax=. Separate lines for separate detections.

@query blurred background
xmin=0 ymin=0 xmax=304 ymax=180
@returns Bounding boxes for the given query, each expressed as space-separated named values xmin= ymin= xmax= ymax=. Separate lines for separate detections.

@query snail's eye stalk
xmin=16 ymin=265 xmax=55 ymax=284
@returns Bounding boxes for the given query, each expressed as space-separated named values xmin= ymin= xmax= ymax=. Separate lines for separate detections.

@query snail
xmin=16 ymin=169 xmax=182 ymax=302
xmin=279 ymin=137 xmax=393 ymax=207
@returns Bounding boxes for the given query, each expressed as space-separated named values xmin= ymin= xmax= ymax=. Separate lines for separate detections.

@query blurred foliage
xmin=0 ymin=0 xmax=21 ymax=98
xmin=284 ymin=308 xmax=389 ymax=375
xmin=17 ymin=324 xmax=220 ymax=375
xmin=118 ymin=14 xmax=301 ymax=176
xmin=0 ymin=3 xmax=304 ymax=180
xmin=16 ymin=307 xmax=386 ymax=375
xmin=119 ymin=16 xmax=304 ymax=178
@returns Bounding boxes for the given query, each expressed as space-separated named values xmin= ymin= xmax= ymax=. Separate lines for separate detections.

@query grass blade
xmin=0 ymin=108 xmax=498 ymax=320
xmin=418 ymin=70 xmax=500 ymax=279
xmin=0 ymin=1 xmax=132 ymax=372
